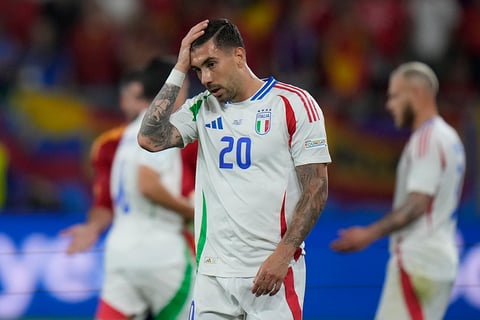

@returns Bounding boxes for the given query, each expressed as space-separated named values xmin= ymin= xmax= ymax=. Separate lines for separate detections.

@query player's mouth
xmin=209 ymin=87 xmax=223 ymax=98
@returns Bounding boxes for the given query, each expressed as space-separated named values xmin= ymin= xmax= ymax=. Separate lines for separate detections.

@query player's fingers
xmin=252 ymin=281 xmax=267 ymax=295
xmin=191 ymin=19 xmax=209 ymax=32
xmin=59 ymin=226 xmax=75 ymax=236
xmin=65 ymin=243 xmax=79 ymax=255
xmin=334 ymin=242 xmax=355 ymax=253
xmin=255 ymin=286 xmax=269 ymax=297
xmin=262 ymin=283 xmax=274 ymax=295
xmin=269 ymin=281 xmax=281 ymax=296
xmin=251 ymin=279 xmax=261 ymax=295
xmin=67 ymin=242 xmax=90 ymax=255
xmin=252 ymin=277 xmax=268 ymax=296
xmin=257 ymin=279 xmax=278 ymax=296
xmin=185 ymin=20 xmax=209 ymax=40
xmin=329 ymin=238 xmax=339 ymax=248
xmin=330 ymin=239 xmax=347 ymax=251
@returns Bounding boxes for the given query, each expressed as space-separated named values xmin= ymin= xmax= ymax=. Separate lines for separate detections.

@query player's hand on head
xmin=176 ymin=19 xmax=209 ymax=73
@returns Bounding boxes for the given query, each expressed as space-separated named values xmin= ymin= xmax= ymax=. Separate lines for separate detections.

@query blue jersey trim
xmin=251 ymin=76 xmax=277 ymax=101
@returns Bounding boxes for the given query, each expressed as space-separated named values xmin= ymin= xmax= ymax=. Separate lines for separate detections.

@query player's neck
xmin=233 ymin=71 xmax=264 ymax=103
xmin=413 ymin=109 xmax=438 ymax=130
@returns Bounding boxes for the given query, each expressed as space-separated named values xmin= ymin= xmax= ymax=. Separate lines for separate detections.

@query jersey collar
xmin=250 ymin=76 xmax=277 ymax=101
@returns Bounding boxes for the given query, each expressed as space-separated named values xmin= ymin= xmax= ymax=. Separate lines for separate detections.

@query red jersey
xmin=89 ymin=125 xmax=197 ymax=211
xmin=89 ymin=125 xmax=126 ymax=211
xmin=180 ymin=140 xmax=198 ymax=198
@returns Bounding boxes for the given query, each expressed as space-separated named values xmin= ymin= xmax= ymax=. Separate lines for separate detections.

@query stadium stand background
xmin=0 ymin=0 xmax=478 ymax=319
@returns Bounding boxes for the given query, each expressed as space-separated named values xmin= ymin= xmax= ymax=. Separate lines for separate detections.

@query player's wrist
xmin=276 ymin=241 xmax=298 ymax=262
xmin=366 ymin=223 xmax=384 ymax=241
xmin=84 ymin=222 xmax=103 ymax=235
xmin=166 ymin=67 xmax=186 ymax=86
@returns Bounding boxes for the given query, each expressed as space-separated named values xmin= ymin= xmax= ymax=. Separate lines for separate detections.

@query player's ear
xmin=233 ymin=47 xmax=246 ymax=67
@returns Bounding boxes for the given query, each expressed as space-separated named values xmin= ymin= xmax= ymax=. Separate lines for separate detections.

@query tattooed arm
xmin=138 ymin=83 xmax=184 ymax=152
xmin=252 ymin=163 xmax=329 ymax=297
xmin=138 ymin=19 xmax=209 ymax=152
xmin=284 ymin=163 xmax=329 ymax=249
xmin=330 ymin=192 xmax=432 ymax=253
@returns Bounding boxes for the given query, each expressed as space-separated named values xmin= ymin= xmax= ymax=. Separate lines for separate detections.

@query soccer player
xmin=62 ymin=58 xmax=195 ymax=319
xmin=137 ymin=19 xmax=331 ymax=319
xmin=330 ymin=62 xmax=466 ymax=320
xmin=61 ymin=70 xmax=143 ymax=255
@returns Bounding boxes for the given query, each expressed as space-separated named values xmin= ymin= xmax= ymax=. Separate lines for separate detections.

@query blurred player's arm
xmin=61 ymin=128 xmax=122 ymax=255
xmin=60 ymin=166 xmax=113 ymax=255
xmin=138 ymin=165 xmax=194 ymax=221
xmin=253 ymin=162 xmax=329 ymax=297
xmin=61 ymin=206 xmax=113 ymax=255
xmin=330 ymin=192 xmax=432 ymax=253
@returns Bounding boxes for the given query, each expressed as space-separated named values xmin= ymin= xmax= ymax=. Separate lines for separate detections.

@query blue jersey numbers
xmin=219 ymin=136 xmax=251 ymax=169
xmin=114 ymin=161 xmax=130 ymax=214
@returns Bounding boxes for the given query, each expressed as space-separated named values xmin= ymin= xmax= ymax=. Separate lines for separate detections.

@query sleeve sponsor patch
xmin=304 ymin=138 xmax=327 ymax=149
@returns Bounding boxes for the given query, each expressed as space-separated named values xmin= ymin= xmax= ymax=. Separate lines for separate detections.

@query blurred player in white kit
xmin=331 ymin=61 xmax=466 ymax=320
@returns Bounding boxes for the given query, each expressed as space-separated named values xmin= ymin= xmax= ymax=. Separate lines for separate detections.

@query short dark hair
xmin=141 ymin=57 xmax=176 ymax=100
xmin=118 ymin=57 xmax=175 ymax=101
xmin=191 ymin=18 xmax=244 ymax=51
xmin=119 ymin=70 xmax=144 ymax=90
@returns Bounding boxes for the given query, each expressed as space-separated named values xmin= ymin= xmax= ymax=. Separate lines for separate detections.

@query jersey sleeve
xmin=170 ymin=92 xmax=209 ymax=145
xmin=406 ymin=128 xmax=442 ymax=195
xmin=90 ymin=127 xmax=124 ymax=211
xmin=287 ymin=90 xmax=332 ymax=166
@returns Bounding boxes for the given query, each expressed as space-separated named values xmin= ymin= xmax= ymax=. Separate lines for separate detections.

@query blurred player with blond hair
xmin=331 ymin=61 xmax=466 ymax=320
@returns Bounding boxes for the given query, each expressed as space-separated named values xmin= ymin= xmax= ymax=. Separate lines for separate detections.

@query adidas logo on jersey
xmin=205 ymin=117 xmax=223 ymax=129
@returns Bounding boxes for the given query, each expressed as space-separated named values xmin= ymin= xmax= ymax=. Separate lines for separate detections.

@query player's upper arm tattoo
xmin=139 ymin=83 xmax=184 ymax=151
xmin=296 ymin=163 xmax=328 ymax=218
xmin=283 ymin=163 xmax=328 ymax=247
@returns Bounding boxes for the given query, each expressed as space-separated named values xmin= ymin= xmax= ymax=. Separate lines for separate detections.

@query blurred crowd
xmin=0 ymin=0 xmax=479 ymax=213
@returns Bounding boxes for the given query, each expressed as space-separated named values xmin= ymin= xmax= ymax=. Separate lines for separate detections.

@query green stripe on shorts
xmin=155 ymin=245 xmax=194 ymax=319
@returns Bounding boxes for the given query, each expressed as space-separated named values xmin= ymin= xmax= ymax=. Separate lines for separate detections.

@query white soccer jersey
xmin=107 ymin=111 xmax=186 ymax=270
xmin=170 ymin=77 xmax=331 ymax=277
xmin=391 ymin=116 xmax=465 ymax=280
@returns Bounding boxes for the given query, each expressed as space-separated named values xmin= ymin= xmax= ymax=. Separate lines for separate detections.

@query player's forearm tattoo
xmin=139 ymin=84 xmax=182 ymax=149
xmin=283 ymin=163 xmax=328 ymax=248
xmin=375 ymin=194 xmax=427 ymax=237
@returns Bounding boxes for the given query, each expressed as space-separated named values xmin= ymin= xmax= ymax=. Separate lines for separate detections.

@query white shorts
xmin=99 ymin=251 xmax=195 ymax=319
xmin=190 ymin=255 xmax=306 ymax=320
xmin=375 ymin=256 xmax=454 ymax=320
